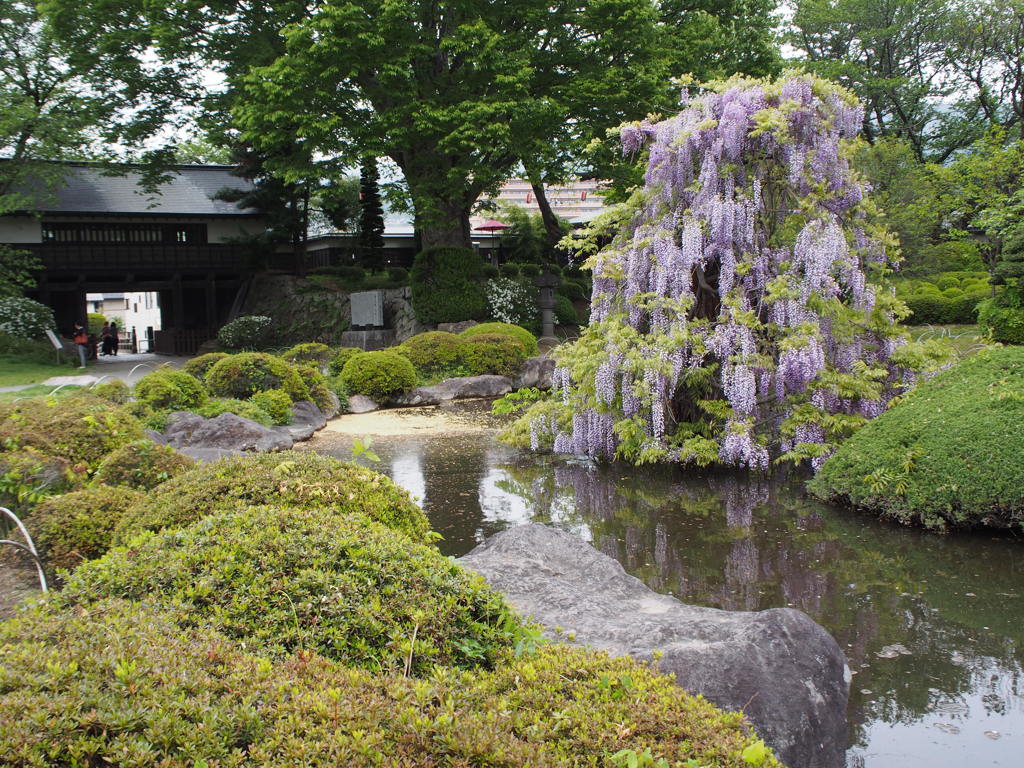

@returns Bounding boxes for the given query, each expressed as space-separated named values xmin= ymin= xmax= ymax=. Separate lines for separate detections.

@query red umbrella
xmin=475 ymin=218 xmax=510 ymax=232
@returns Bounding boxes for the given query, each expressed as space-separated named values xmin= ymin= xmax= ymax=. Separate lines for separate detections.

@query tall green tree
xmin=358 ymin=158 xmax=385 ymax=272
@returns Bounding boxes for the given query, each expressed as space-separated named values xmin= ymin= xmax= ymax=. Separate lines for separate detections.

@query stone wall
xmin=240 ymin=274 xmax=421 ymax=346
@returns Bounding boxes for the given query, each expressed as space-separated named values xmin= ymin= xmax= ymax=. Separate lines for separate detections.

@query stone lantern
xmin=534 ymin=272 xmax=560 ymax=340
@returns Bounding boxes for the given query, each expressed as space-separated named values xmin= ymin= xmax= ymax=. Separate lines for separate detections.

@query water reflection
xmin=306 ymin=425 xmax=1024 ymax=768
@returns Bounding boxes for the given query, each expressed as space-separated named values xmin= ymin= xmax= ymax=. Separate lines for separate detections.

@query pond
xmin=306 ymin=401 xmax=1024 ymax=768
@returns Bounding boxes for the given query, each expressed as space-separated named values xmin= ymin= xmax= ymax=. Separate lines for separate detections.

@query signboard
xmin=44 ymin=329 xmax=63 ymax=350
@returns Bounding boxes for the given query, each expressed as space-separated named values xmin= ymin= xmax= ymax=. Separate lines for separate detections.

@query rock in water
xmin=458 ymin=524 xmax=849 ymax=768
xmin=162 ymin=412 xmax=293 ymax=460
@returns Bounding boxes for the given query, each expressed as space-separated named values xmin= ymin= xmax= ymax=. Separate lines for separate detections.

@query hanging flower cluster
xmin=512 ymin=72 xmax=915 ymax=471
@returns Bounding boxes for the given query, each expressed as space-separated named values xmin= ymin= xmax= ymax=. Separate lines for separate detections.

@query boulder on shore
xmin=394 ymin=375 xmax=512 ymax=406
xmin=162 ymin=411 xmax=293 ymax=461
xmin=514 ymin=356 xmax=555 ymax=390
xmin=458 ymin=524 xmax=849 ymax=768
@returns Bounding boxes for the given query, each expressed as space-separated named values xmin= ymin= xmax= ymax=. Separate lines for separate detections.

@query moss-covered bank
xmin=809 ymin=346 xmax=1024 ymax=531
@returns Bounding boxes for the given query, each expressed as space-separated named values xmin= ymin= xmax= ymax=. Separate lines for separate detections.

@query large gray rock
xmin=162 ymin=412 xmax=293 ymax=455
xmin=395 ymin=375 xmax=512 ymax=406
xmin=458 ymin=524 xmax=849 ymax=768
xmin=347 ymin=394 xmax=380 ymax=413
xmin=273 ymin=400 xmax=328 ymax=442
xmin=514 ymin=356 xmax=555 ymax=390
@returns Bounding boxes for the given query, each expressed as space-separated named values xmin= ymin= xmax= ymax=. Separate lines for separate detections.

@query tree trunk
xmin=527 ymin=172 xmax=565 ymax=258
xmin=415 ymin=197 xmax=473 ymax=250
xmin=396 ymin=148 xmax=477 ymax=252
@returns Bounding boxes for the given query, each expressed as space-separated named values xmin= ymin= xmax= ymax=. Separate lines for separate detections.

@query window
xmin=40 ymin=223 xmax=208 ymax=244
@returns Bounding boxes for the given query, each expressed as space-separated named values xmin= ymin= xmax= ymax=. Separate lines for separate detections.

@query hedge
xmin=410 ymin=246 xmax=488 ymax=325
xmin=0 ymin=600 xmax=777 ymax=767
xmin=978 ymin=296 xmax=1024 ymax=345
xmin=808 ymin=347 xmax=1024 ymax=531
xmin=63 ymin=504 xmax=518 ymax=674
xmin=113 ymin=451 xmax=432 ymax=544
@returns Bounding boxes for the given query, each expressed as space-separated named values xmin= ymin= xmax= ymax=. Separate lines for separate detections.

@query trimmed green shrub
xmin=809 ymin=347 xmax=1024 ymax=531
xmin=0 ymin=601 xmax=776 ymax=768
xmin=205 ymin=352 xmax=309 ymax=403
xmin=327 ymin=346 xmax=362 ymax=376
xmin=518 ymin=262 xmax=542 ymax=277
xmin=182 ymin=352 xmax=229 ymax=381
xmin=902 ymin=294 xmax=950 ymax=324
xmin=387 ymin=266 xmax=409 ymax=283
xmin=251 ymin=389 xmax=293 ymax=425
xmin=192 ymin=397 xmax=273 ymax=425
xmin=499 ymin=263 xmax=520 ymax=278
xmin=396 ymin=331 xmax=463 ymax=375
xmin=555 ymin=294 xmax=579 ymax=325
xmin=217 ymin=315 xmax=272 ymax=350
xmin=978 ymin=295 xmax=1024 ymax=345
xmin=480 ymin=264 xmax=499 ymax=279
xmin=281 ymin=342 xmax=334 ymax=368
xmin=558 ymin=280 xmax=585 ymax=301
xmin=292 ymin=364 xmax=338 ymax=414
xmin=0 ymin=394 xmax=144 ymax=469
xmin=410 ymin=246 xmax=487 ymax=325
xmin=0 ymin=296 xmax=55 ymax=339
xmin=340 ymin=350 xmax=417 ymax=401
xmin=459 ymin=321 xmax=538 ymax=356
xmin=0 ymin=448 xmax=80 ymax=511
xmin=114 ymin=451 xmax=431 ymax=544
xmin=458 ymin=333 xmax=528 ymax=376
xmin=30 ymin=485 xmax=143 ymax=571
xmin=89 ymin=379 xmax=130 ymax=403
xmin=65 ymin=504 xmax=517 ymax=673
xmin=93 ymin=440 xmax=195 ymax=490
xmin=134 ymin=368 xmax=208 ymax=411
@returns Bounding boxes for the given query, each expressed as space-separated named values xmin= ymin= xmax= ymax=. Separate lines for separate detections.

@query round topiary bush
xmin=281 ymin=342 xmax=334 ymax=369
xmin=182 ymin=352 xmax=229 ymax=381
xmin=458 ymin=322 xmax=538 ymax=356
xmin=808 ymin=347 xmax=1024 ymax=531
xmin=217 ymin=315 xmax=273 ymax=350
xmin=291 ymin=364 xmax=338 ymax=414
xmin=250 ymin=388 xmax=293 ymax=425
xmin=557 ymin=280 xmax=585 ymax=301
xmin=64 ymin=504 xmax=517 ymax=673
xmin=205 ymin=352 xmax=309 ymax=403
xmin=114 ymin=451 xmax=432 ymax=544
xmin=410 ymin=246 xmax=487 ymax=325
xmin=327 ymin=346 xmax=362 ymax=376
xmin=555 ymin=294 xmax=579 ymax=326
xmin=0 ymin=601 xmax=777 ymax=768
xmin=0 ymin=394 xmax=145 ymax=469
xmin=192 ymin=397 xmax=273 ymax=425
xmin=134 ymin=368 xmax=208 ymax=411
xmin=0 ymin=296 xmax=55 ymax=339
xmin=92 ymin=440 xmax=195 ymax=490
xmin=396 ymin=331 xmax=463 ymax=375
xmin=30 ymin=485 xmax=143 ymax=572
xmin=340 ymin=350 xmax=417 ymax=401
xmin=458 ymin=333 xmax=528 ymax=376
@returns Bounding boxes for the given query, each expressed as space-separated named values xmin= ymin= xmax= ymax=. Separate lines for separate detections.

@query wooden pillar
xmin=172 ymin=273 xmax=184 ymax=329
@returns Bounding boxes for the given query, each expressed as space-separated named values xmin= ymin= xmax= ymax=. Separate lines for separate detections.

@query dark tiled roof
xmin=28 ymin=164 xmax=259 ymax=217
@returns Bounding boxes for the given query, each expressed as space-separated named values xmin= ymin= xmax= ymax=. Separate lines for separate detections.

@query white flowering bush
xmin=217 ymin=315 xmax=273 ymax=350
xmin=485 ymin=277 xmax=538 ymax=330
xmin=0 ymin=296 xmax=55 ymax=339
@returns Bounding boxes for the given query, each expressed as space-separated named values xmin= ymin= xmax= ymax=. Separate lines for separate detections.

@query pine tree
xmin=358 ymin=158 xmax=386 ymax=272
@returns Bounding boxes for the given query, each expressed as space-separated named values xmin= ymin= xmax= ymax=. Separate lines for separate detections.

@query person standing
xmin=100 ymin=321 xmax=112 ymax=355
xmin=109 ymin=322 xmax=119 ymax=356
xmin=73 ymin=322 xmax=88 ymax=368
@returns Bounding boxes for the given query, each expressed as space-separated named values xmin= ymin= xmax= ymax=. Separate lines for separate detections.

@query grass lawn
xmin=0 ymin=384 xmax=82 ymax=403
xmin=903 ymin=324 xmax=989 ymax=357
xmin=0 ymin=355 xmax=78 ymax=388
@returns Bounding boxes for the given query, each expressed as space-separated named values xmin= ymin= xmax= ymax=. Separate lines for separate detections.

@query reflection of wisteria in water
xmin=707 ymin=473 xmax=771 ymax=528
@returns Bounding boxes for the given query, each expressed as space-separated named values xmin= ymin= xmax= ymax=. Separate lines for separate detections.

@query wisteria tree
xmin=510 ymin=72 xmax=935 ymax=470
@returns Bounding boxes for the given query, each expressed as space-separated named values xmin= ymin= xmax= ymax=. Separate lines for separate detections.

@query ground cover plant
xmin=0 ymin=599 xmax=777 ymax=767
xmin=113 ymin=451 xmax=432 ymax=544
xmin=808 ymin=346 xmax=1024 ymax=531
xmin=511 ymin=73 xmax=928 ymax=471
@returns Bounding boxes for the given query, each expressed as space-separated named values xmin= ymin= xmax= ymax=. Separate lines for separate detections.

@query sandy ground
xmin=320 ymin=400 xmax=506 ymax=437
